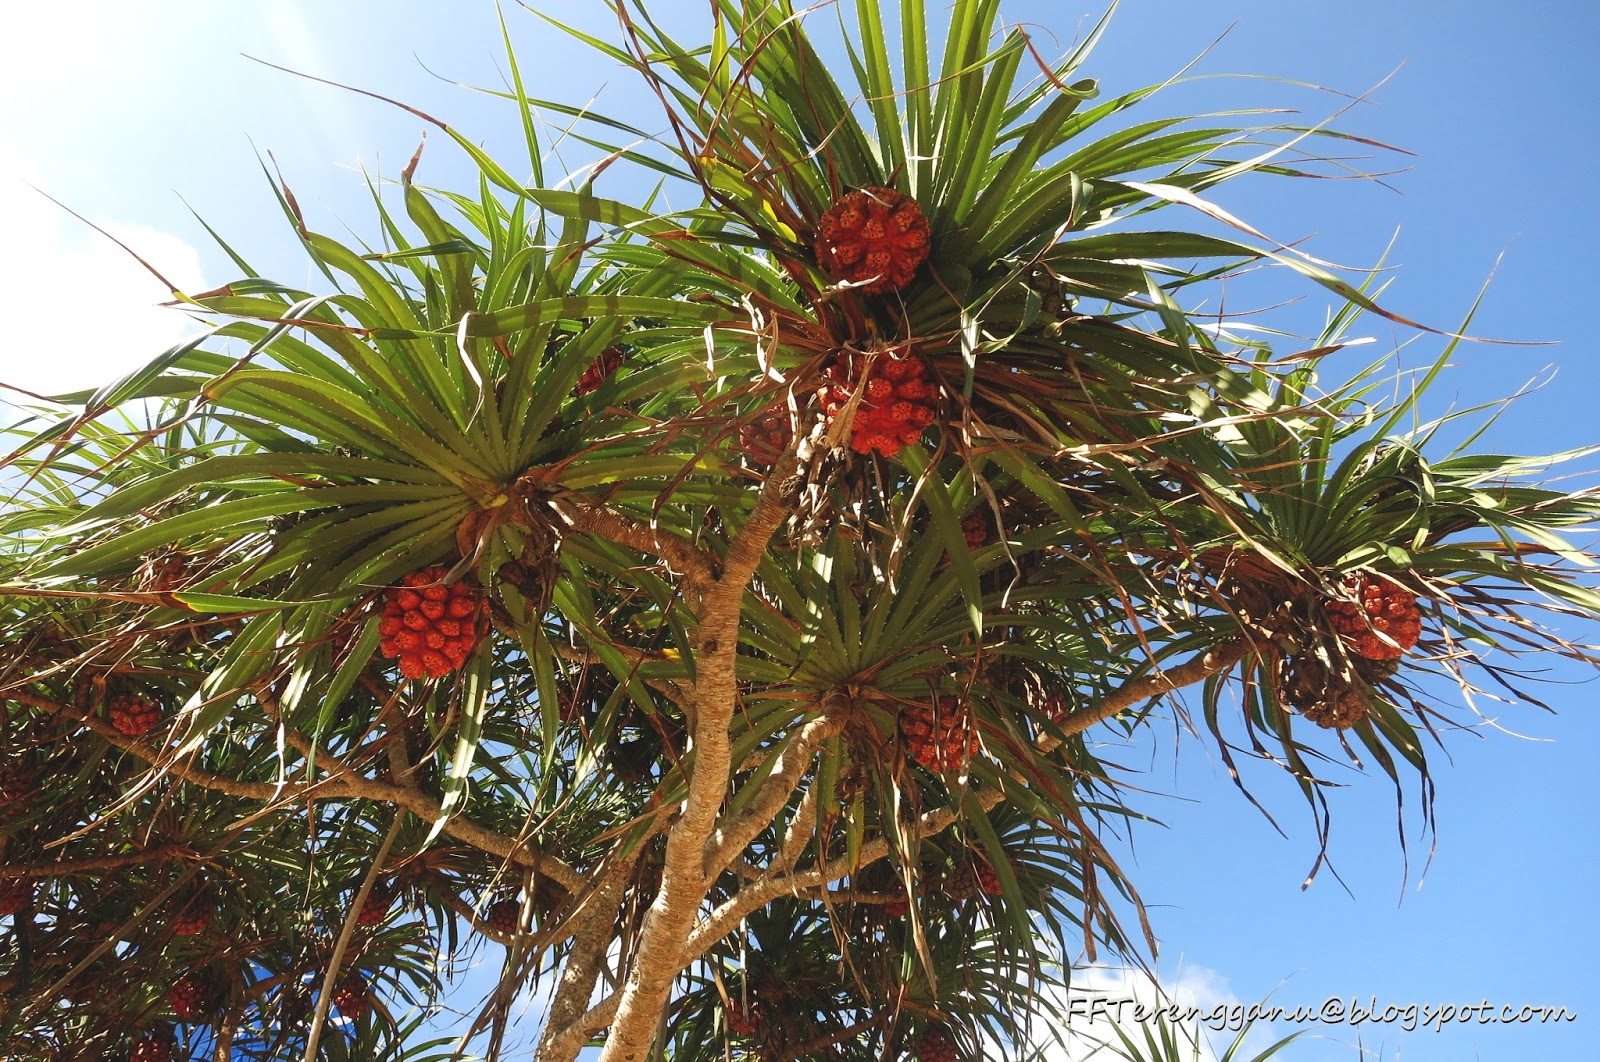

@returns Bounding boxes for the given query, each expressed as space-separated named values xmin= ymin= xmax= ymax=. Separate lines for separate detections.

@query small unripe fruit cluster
xmin=141 ymin=550 xmax=189 ymax=593
xmin=378 ymin=566 xmax=484 ymax=679
xmin=171 ymin=900 xmax=211 ymax=937
xmin=0 ymin=877 xmax=31 ymax=917
xmin=813 ymin=186 xmax=931 ymax=295
xmin=960 ymin=511 xmax=987 ymax=551
xmin=739 ymin=404 xmax=793 ymax=467
xmin=818 ymin=347 xmax=939 ymax=457
xmin=945 ymin=855 xmax=1004 ymax=900
xmin=130 ymin=1038 xmax=173 ymax=1062
xmin=0 ymin=764 xmax=33 ymax=811
xmin=726 ymin=995 xmax=763 ymax=1036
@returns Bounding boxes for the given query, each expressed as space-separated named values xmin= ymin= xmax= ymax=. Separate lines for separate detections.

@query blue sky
xmin=3 ymin=2 xmax=1596 ymax=1060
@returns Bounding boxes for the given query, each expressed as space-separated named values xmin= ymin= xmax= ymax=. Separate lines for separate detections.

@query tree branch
xmin=701 ymin=708 xmax=843 ymax=879
xmin=683 ymin=638 xmax=1250 ymax=963
xmin=0 ymin=845 xmax=185 ymax=879
xmin=552 ymin=496 xmax=720 ymax=598
xmin=771 ymin=780 xmax=821 ymax=878
xmin=1048 ymin=637 xmax=1249 ymax=745
xmin=598 ymin=442 xmax=801 ymax=1062
xmin=536 ymin=872 xmax=630 ymax=1062
xmin=9 ymin=688 xmax=588 ymax=893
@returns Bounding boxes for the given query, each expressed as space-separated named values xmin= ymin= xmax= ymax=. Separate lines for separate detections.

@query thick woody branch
xmin=771 ymin=782 xmax=820 ymax=878
xmin=0 ymin=845 xmax=185 ymax=879
xmin=1048 ymin=637 xmax=1249 ymax=745
xmin=548 ymin=996 xmax=620 ymax=1061
xmin=684 ymin=805 xmax=956 ymax=962
xmin=568 ymin=638 xmax=1247 ymax=1036
xmin=598 ymin=446 xmax=800 ymax=1062
xmin=553 ymin=496 xmax=719 ymax=597
xmin=537 ymin=873 xmax=631 ymax=1062
xmin=10 ymin=688 xmax=313 ymax=800
xmin=701 ymin=709 xmax=844 ymax=879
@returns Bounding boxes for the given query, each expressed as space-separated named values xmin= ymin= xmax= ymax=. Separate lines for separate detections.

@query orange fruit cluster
xmin=1325 ymin=576 xmax=1422 ymax=661
xmin=130 ymin=1039 xmax=173 ymax=1062
xmin=109 ymin=694 xmax=162 ymax=738
xmin=332 ymin=975 xmax=369 ymax=1019
xmin=378 ymin=566 xmax=484 ymax=679
xmin=899 ymin=698 xmax=979 ymax=773
xmin=129 ymin=1036 xmax=172 ymax=1062
xmin=813 ymin=186 xmax=931 ymax=294
xmin=726 ymin=996 xmax=763 ymax=1036
xmin=818 ymin=348 xmax=939 ymax=457
xmin=356 ymin=889 xmax=392 ymax=927
xmin=172 ymin=900 xmax=210 ymax=937
xmin=168 ymin=974 xmax=205 ymax=1019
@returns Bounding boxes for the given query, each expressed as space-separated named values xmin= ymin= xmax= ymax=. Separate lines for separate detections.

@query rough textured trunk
xmin=536 ymin=871 xmax=630 ymax=1062
xmin=593 ymin=612 xmax=740 ymax=1061
xmin=595 ymin=454 xmax=797 ymax=1061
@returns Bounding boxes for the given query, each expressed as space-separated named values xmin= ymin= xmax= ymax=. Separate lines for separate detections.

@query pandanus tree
xmin=3 ymin=2 xmax=1598 ymax=1060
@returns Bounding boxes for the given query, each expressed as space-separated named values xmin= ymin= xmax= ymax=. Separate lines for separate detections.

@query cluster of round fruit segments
xmin=168 ymin=973 xmax=206 ymax=1020
xmin=899 ymin=698 xmax=980 ymax=773
xmin=130 ymin=1037 xmax=172 ymax=1062
xmin=356 ymin=887 xmax=393 ymax=927
xmin=1324 ymin=575 xmax=1422 ymax=661
xmin=332 ymin=974 xmax=370 ymax=1020
xmin=726 ymin=995 xmax=763 ymax=1037
xmin=917 ymin=1025 xmax=958 ymax=1062
xmin=171 ymin=897 xmax=210 ymax=937
xmin=109 ymin=694 xmax=161 ymax=737
xmin=738 ymin=404 xmax=793 ymax=468
xmin=818 ymin=347 xmax=939 ymax=457
xmin=485 ymin=896 xmax=520 ymax=934
xmin=960 ymin=511 xmax=987 ymax=551
xmin=944 ymin=854 xmax=1004 ymax=900
xmin=378 ymin=566 xmax=483 ymax=679
xmin=813 ymin=186 xmax=931 ymax=295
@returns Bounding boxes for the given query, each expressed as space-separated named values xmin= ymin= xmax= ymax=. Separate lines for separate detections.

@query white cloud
xmin=0 ymin=135 xmax=207 ymax=402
